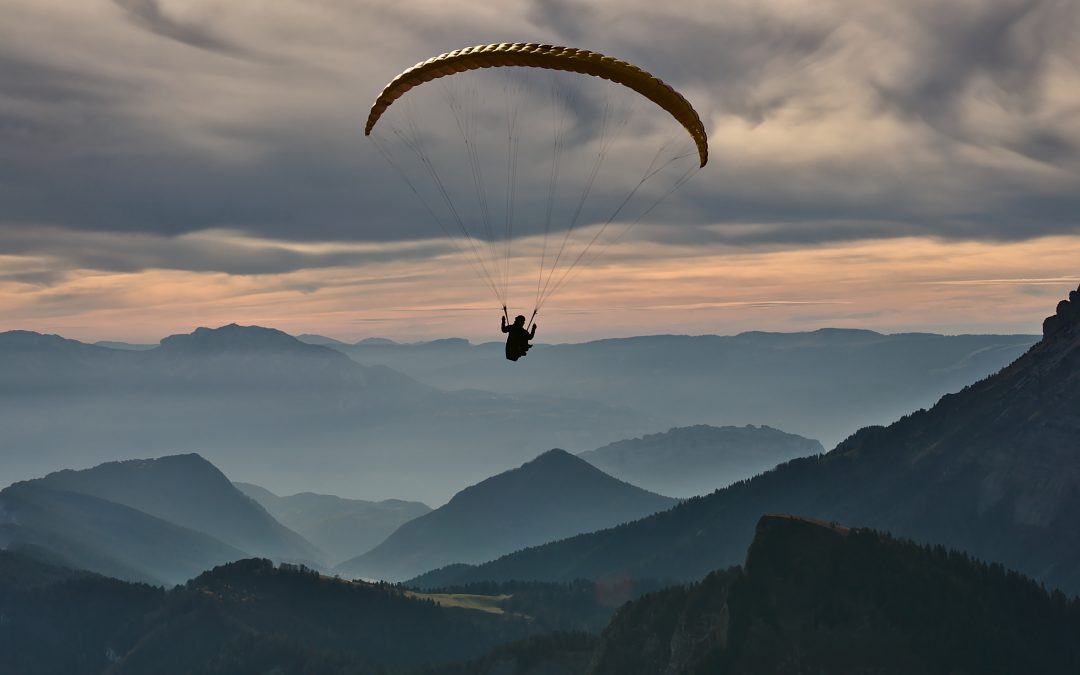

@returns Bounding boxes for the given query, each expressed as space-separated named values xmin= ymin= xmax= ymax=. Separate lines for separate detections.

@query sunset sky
xmin=2 ymin=0 xmax=1079 ymax=343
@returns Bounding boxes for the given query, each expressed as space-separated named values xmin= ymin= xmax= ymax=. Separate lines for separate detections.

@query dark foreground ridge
xmin=1044 ymin=285 xmax=1080 ymax=338
xmin=428 ymin=515 xmax=1080 ymax=674
xmin=7 ymin=515 xmax=1080 ymax=674
xmin=583 ymin=514 xmax=1080 ymax=674
xmin=0 ymin=555 xmax=540 ymax=674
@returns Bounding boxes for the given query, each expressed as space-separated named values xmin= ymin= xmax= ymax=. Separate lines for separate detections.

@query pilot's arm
xmin=501 ymin=316 xmax=510 ymax=333
xmin=529 ymin=323 xmax=537 ymax=339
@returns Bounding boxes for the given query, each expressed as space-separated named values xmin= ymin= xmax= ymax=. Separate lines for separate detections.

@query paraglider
xmin=501 ymin=310 xmax=537 ymax=361
xmin=365 ymin=43 xmax=708 ymax=361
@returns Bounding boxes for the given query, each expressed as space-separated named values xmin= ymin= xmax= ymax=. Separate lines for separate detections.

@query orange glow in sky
xmin=3 ymin=233 xmax=1078 ymax=343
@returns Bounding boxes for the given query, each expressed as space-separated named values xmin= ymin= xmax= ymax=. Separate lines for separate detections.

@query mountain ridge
xmin=234 ymin=482 xmax=431 ymax=564
xmin=337 ymin=449 xmax=677 ymax=581
xmin=409 ymin=284 xmax=1080 ymax=593
xmin=579 ymin=424 xmax=823 ymax=497
xmin=0 ymin=324 xmax=650 ymax=503
xmin=0 ymin=481 xmax=245 ymax=585
xmin=337 ymin=328 xmax=1037 ymax=449
xmin=34 ymin=453 xmax=322 ymax=565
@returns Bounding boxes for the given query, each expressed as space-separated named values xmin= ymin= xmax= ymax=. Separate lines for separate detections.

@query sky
xmin=1 ymin=0 xmax=1079 ymax=343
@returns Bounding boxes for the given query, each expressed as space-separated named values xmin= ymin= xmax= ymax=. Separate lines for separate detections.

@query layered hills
xmin=7 ymin=515 xmax=1080 ymax=674
xmin=0 ymin=453 xmax=329 ymax=584
xmin=235 ymin=482 xmax=430 ymax=564
xmin=0 ymin=324 xmax=648 ymax=503
xmin=412 ymin=284 xmax=1080 ymax=594
xmin=335 ymin=329 xmax=1036 ymax=448
xmin=579 ymin=424 xmax=823 ymax=497
xmin=36 ymin=454 xmax=320 ymax=564
xmin=337 ymin=449 xmax=677 ymax=582
xmin=0 ymin=481 xmax=244 ymax=585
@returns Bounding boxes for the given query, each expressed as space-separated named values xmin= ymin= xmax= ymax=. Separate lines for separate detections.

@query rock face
xmin=1043 ymin=284 xmax=1080 ymax=338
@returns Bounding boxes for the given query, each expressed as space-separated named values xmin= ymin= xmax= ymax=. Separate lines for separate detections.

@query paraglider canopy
xmin=365 ymin=42 xmax=708 ymax=319
xmin=366 ymin=43 xmax=708 ymax=167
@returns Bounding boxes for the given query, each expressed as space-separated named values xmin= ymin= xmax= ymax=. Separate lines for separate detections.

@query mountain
xmin=235 ymin=482 xmax=431 ymax=564
xmin=586 ymin=515 xmax=1080 ymax=674
xmin=0 ymin=323 xmax=650 ymax=503
xmin=336 ymin=449 xmax=677 ymax=582
xmin=409 ymin=285 xmax=1080 ymax=594
xmin=94 ymin=340 xmax=158 ymax=350
xmin=0 ymin=547 xmax=91 ymax=589
xmin=1 ymin=557 xmax=569 ymax=675
xmin=295 ymin=333 xmax=351 ymax=347
xmin=0 ymin=481 xmax=244 ymax=585
xmin=0 ymin=550 xmax=165 ymax=675
xmin=34 ymin=454 xmax=322 ymax=565
xmin=341 ymin=329 xmax=1036 ymax=449
xmin=579 ymin=425 xmax=823 ymax=497
xmin=423 ymin=515 xmax=1080 ymax=674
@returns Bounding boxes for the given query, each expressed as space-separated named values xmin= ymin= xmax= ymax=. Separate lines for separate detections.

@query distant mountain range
xmin=2 ymin=323 xmax=1037 ymax=503
xmin=579 ymin=425 xmax=823 ymax=497
xmin=321 ymin=329 xmax=1036 ymax=449
xmin=0 ymin=324 xmax=649 ymax=503
xmin=0 ymin=453 xmax=334 ymax=583
xmin=235 ymin=482 xmax=431 ymax=564
xmin=337 ymin=449 xmax=677 ymax=582
xmin=410 ymin=284 xmax=1080 ymax=595
xmin=94 ymin=340 xmax=157 ymax=350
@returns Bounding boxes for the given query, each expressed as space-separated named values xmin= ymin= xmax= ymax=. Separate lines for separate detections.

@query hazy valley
xmin=2 ymin=284 xmax=1079 ymax=674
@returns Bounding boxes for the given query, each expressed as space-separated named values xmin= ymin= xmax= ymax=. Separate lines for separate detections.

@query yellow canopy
xmin=365 ymin=42 xmax=709 ymax=167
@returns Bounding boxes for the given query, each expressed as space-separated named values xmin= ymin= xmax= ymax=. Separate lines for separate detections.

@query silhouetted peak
xmin=443 ymin=448 xmax=653 ymax=510
xmin=809 ymin=328 xmax=883 ymax=338
xmin=1042 ymin=283 xmax=1080 ymax=339
xmin=417 ymin=337 xmax=470 ymax=347
xmin=296 ymin=333 xmax=349 ymax=347
xmin=448 ymin=449 xmax=588 ymax=501
xmin=41 ymin=453 xmax=229 ymax=488
xmin=734 ymin=328 xmax=883 ymax=341
xmin=159 ymin=324 xmax=327 ymax=355
xmin=357 ymin=337 xmax=398 ymax=345
xmin=745 ymin=514 xmax=854 ymax=574
xmin=521 ymin=448 xmax=580 ymax=469
xmin=0 ymin=330 xmax=85 ymax=348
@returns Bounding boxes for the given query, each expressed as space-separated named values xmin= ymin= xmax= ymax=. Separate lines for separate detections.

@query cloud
xmin=0 ymin=0 xmax=1077 ymax=285
xmin=111 ymin=0 xmax=250 ymax=56
xmin=0 ymin=226 xmax=453 ymax=278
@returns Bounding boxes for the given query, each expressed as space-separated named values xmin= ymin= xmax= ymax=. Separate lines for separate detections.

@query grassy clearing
xmin=405 ymin=591 xmax=513 ymax=615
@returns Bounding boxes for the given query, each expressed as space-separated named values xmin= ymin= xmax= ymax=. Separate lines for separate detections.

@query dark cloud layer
xmin=0 ymin=0 xmax=1077 ymax=279
xmin=112 ymin=0 xmax=248 ymax=56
